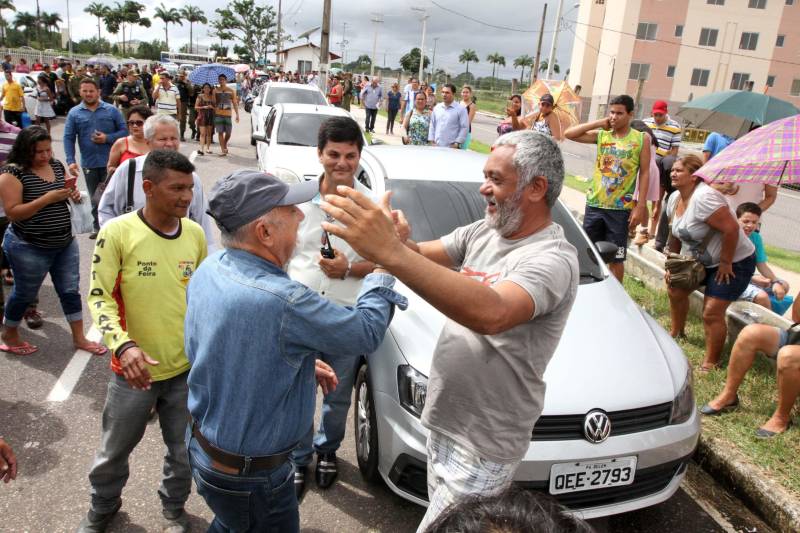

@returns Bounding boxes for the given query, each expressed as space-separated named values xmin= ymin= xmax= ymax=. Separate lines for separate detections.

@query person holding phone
xmin=0 ymin=126 xmax=106 ymax=357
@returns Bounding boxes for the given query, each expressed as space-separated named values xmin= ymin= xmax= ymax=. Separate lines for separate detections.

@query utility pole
xmin=431 ymin=37 xmax=439 ymax=83
xmin=533 ymin=3 xmax=547 ymax=82
xmin=370 ymin=13 xmax=384 ymax=77
xmin=319 ymin=0 xmax=332 ymax=91
xmin=340 ymin=22 xmax=349 ymax=66
xmin=546 ymin=0 xmax=563 ymax=79
xmin=66 ymin=0 xmax=73 ymax=58
xmin=411 ymin=7 xmax=428 ymax=84
xmin=276 ymin=0 xmax=283 ymax=68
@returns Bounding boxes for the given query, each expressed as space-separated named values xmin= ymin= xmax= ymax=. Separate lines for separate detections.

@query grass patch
xmin=468 ymin=139 xmax=491 ymax=154
xmin=764 ymin=244 xmax=800 ymax=274
xmin=622 ymin=277 xmax=800 ymax=496
xmin=564 ymin=174 xmax=591 ymax=194
xmin=474 ymin=90 xmax=511 ymax=115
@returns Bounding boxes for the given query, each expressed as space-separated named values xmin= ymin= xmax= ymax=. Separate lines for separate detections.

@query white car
xmin=249 ymin=82 xmax=328 ymax=145
xmin=0 ymin=72 xmax=39 ymax=118
xmin=253 ymin=103 xmax=370 ymax=182
xmin=293 ymin=145 xmax=699 ymax=519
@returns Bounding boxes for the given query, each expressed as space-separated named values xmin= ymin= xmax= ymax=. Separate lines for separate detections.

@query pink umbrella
xmin=695 ymin=114 xmax=800 ymax=185
xmin=233 ymin=63 xmax=250 ymax=73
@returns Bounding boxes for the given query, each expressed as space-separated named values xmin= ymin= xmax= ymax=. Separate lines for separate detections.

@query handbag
xmin=787 ymin=323 xmax=800 ymax=346
xmin=664 ymin=205 xmax=716 ymax=292
xmin=91 ymin=158 xmax=137 ymax=211
xmin=68 ymin=192 xmax=94 ymax=235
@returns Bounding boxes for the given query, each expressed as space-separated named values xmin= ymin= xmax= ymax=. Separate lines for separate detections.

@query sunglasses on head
xmin=127 ymin=120 xmax=144 ymax=127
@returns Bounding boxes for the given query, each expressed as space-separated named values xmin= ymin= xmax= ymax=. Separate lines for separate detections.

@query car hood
xmin=389 ymin=278 xmax=681 ymax=415
xmin=266 ymin=145 xmax=323 ymax=181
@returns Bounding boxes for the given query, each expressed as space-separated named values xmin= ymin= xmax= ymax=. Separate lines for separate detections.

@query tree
xmin=458 ymin=49 xmax=479 ymax=76
xmin=85 ymin=2 xmax=109 ymax=41
xmin=154 ymin=4 xmax=182 ymax=51
xmin=135 ymin=39 xmax=168 ymax=61
xmin=214 ymin=0 xmax=276 ymax=65
xmin=41 ymin=11 xmax=61 ymax=34
xmin=75 ymin=37 xmax=112 ymax=54
xmin=210 ymin=42 xmax=228 ymax=59
xmin=13 ymin=12 xmax=36 ymax=42
xmin=112 ymin=1 xmax=150 ymax=55
xmin=181 ymin=5 xmax=207 ymax=54
xmin=514 ymin=54 xmax=534 ymax=84
xmin=0 ymin=0 xmax=15 ymax=47
xmin=486 ymin=52 xmax=506 ymax=88
xmin=399 ymin=47 xmax=429 ymax=74
xmin=538 ymin=59 xmax=560 ymax=75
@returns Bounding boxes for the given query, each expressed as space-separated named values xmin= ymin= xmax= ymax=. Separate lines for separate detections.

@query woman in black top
xmin=0 ymin=126 xmax=107 ymax=356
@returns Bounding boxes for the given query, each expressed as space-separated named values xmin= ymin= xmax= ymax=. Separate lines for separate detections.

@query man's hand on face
xmin=319 ymin=248 xmax=349 ymax=279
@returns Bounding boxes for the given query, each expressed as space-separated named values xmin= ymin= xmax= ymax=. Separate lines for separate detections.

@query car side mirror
xmin=370 ymin=138 xmax=385 ymax=146
xmin=594 ymin=241 xmax=619 ymax=264
xmin=252 ymin=133 xmax=267 ymax=143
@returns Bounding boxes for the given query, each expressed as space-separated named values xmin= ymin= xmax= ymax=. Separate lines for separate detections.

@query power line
xmin=429 ymin=0 xmax=554 ymax=34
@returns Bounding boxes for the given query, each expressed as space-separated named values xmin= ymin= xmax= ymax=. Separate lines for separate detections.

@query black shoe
xmin=315 ymin=452 xmax=338 ymax=489
xmin=755 ymin=420 xmax=793 ymax=438
xmin=89 ymin=231 xmax=99 ymax=240
xmin=77 ymin=501 xmax=122 ymax=533
xmin=162 ymin=508 xmax=189 ymax=533
xmin=699 ymin=395 xmax=739 ymax=416
xmin=294 ymin=465 xmax=309 ymax=503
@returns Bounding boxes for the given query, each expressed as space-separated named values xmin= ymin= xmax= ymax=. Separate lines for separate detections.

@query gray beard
xmin=485 ymin=189 xmax=524 ymax=237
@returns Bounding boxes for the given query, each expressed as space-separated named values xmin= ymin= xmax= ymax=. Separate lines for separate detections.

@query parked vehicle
xmin=249 ymin=82 xmax=327 ymax=146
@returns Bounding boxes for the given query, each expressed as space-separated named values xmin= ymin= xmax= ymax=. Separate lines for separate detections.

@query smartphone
xmin=64 ymin=176 xmax=77 ymax=189
xmin=320 ymin=230 xmax=336 ymax=259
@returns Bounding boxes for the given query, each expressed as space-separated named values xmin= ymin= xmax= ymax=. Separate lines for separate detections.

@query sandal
xmin=75 ymin=341 xmax=108 ymax=356
xmin=197 ymin=150 xmax=204 ymax=156
xmin=633 ymin=230 xmax=650 ymax=246
xmin=0 ymin=341 xmax=39 ymax=356
xmin=755 ymin=420 xmax=793 ymax=438
xmin=698 ymin=364 xmax=722 ymax=373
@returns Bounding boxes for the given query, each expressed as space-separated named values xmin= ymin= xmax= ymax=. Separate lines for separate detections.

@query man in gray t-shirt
xmin=316 ymin=131 xmax=579 ymax=531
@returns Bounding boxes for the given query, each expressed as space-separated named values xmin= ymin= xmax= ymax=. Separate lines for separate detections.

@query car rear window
xmin=387 ymin=179 xmax=605 ymax=283
xmin=276 ymin=113 xmax=328 ymax=147
xmin=265 ymin=87 xmax=327 ymax=106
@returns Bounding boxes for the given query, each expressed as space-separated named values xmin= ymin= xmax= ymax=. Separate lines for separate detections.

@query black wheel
xmin=354 ymin=362 xmax=381 ymax=482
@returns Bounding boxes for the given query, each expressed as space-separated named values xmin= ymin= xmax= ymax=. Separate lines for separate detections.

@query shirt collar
xmin=311 ymin=174 xmax=362 ymax=206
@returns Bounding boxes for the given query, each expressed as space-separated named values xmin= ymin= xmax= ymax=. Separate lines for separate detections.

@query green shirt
xmin=587 ymin=128 xmax=644 ymax=211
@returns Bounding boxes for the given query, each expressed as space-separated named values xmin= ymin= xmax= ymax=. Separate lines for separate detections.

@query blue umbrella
xmin=188 ymin=64 xmax=237 ymax=85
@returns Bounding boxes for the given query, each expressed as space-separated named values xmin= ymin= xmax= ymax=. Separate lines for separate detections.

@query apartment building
xmin=567 ymin=0 xmax=800 ymax=121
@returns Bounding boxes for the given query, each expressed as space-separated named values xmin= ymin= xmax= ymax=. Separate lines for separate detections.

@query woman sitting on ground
xmin=665 ymin=154 xmax=756 ymax=372
xmin=106 ymin=105 xmax=153 ymax=176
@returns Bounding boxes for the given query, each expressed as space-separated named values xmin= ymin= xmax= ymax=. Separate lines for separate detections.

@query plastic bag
xmin=69 ymin=191 xmax=94 ymax=235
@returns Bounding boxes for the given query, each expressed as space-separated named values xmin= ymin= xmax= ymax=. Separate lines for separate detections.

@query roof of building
xmin=276 ymin=42 xmax=341 ymax=60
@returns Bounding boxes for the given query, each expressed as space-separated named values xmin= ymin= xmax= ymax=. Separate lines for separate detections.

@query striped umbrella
xmin=695 ymin=114 xmax=800 ymax=185
xmin=188 ymin=64 xmax=237 ymax=86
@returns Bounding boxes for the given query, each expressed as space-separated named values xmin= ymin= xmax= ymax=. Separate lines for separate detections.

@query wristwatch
xmin=342 ymin=259 xmax=351 ymax=280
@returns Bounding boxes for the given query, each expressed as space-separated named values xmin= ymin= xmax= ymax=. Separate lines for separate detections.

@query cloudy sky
xmin=36 ymin=0 xmax=577 ymax=78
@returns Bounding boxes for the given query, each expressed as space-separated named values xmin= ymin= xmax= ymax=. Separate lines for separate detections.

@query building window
xmin=629 ymin=63 xmax=651 ymax=80
xmin=766 ymin=75 xmax=776 ymax=87
xmin=748 ymin=0 xmax=766 ymax=7
xmin=787 ymin=0 xmax=794 ymax=5
xmin=776 ymin=35 xmax=785 ymax=47
xmin=791 ymin=79 xmax=800 ymax=96
xmin=675 ymin=25 xmax=684 ymax=37
xmin=691 ymin=69 xmax=711 ymax=87
xmin=699 ymin=28 xmax=719 ymax=46
xmin=636 ymin=22 xmax=658 ymax=41
xmin=731 ymin=72 xmax=751 ymax=90
xmin=666 ymin=65 xmax=676 ymax=77
xmin=707 ymin=0 xmax=725 ymax=4
xmin=740 ymin=32 xmax=759 ymax=50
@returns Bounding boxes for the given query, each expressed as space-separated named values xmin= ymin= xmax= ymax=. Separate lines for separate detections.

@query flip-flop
xmin=0 ymin=342 xmax=39 ymax=356
xmin=76 ymin=342 xmax=108 ymax=356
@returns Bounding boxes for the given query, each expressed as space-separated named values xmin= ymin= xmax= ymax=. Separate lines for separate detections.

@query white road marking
xmin=681 ymin=476 xmax=740 ymax=533
xmin=189 ymin=150 xmax=198 ymax=164
xmin=46 ymin=326 xmax=102 ymax=402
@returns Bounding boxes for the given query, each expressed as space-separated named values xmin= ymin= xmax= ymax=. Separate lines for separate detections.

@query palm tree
xmin=0 ymin=0 xmax=15 ymax=47
xmin=513 ymin=54 xmax=534 ymax=84
xmin=14 ymin=12 xmax=37 ymax=41
xmin=114 ymin=1 xmax=150 ymax=55
xmin=486 ymin=52 xmax=506 ymax=88
xmin=155 ymin=4 xmax=182 ymax=50
xmin=538 ymin=59 xmax=560 ymax=76
xmin=42 ymin=11 xmax=62 ymax=35
xmin=84 ymin=2 xmax=110 ymax=41
xmin=458 ymin=48 xmax=479 ymax=77
xmin=181 ymin=5 xmax=206 ymax=54
xmin=34 ymin=0 xmax=42 ymax=46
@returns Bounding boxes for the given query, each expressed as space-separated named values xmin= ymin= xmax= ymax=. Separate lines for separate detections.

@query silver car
xmin=350 ymin=145 xmax=701 ymax=519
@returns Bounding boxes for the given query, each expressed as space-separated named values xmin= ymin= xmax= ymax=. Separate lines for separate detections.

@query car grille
xmin=532 ymin=402 xmax=673 ymax=441
xmin=518 ymin=457 xmax=688 ymax=509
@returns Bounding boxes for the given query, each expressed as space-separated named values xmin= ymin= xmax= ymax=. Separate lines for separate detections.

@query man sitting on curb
xmin=701 ymin=294 xmax=800 ymax=438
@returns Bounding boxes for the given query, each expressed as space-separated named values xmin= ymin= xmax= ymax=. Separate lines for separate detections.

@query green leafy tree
xmin=135 ymin=39 xmax=169 ymax=60
xmin=75 ymin=37 xmax=112 ymax=54
xmin=344 ymin=54 xmax=372 ymax=72
xmin=84 ymin=2 xmax=110 ymax=41
xmin=458 ymin=48 xmax=479 ymax=76
xmin=112 ymin=1 xmax=151 ymax=55
xmin=0 ymin=0 xmax=15 ymax=47
xmin=154 ymin=4 xmax=182 ymax=50
xmin=214 ymin=0 xmax=276 ymax=65
xmin=486 ymin=52 xmax=506 ymax=88
xmin=210 ymin=42 xmax=228 ymax=58
xmin=14 ymin=12 xmax=36 ymax=42
xmin=399 ymin=47 xmax=429 ymax=74
xmin=181 ymin=5 xmax=207 ymax=54
xmin=538 ymin=59 xmax=560 ymax=75
xmin=514 ymin=54 xmax=534 ymax=84
xmin=41 ymin=11 xmax=61 ymax=34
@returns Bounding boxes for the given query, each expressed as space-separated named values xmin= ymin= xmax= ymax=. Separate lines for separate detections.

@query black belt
xmin=191 ymin=421 xmax=291 ymax=474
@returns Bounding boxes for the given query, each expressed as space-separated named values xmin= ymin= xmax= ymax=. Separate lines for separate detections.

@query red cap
xmin=652 ymin=100 xmax=668 ymax=114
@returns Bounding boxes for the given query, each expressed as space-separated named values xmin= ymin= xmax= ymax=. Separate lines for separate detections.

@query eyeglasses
xmin=127 ymin=120 xmax=144 ymax=127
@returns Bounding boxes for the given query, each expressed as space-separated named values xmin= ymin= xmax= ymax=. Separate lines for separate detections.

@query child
xmin=736 ymin=202 xmax=792 ymax=313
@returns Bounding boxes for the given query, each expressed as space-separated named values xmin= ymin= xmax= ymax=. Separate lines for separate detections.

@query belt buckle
xmin=242 ymin=455 xmax=252 ymax=475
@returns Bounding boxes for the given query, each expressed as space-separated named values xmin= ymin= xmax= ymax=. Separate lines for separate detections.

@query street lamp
xmin=411 ymin=7 xmax=428 ymax=83
xmin=370 ymin=13 xmax=384 ymax=77
xmin=546 ymin=1 xmax=580 ymax=79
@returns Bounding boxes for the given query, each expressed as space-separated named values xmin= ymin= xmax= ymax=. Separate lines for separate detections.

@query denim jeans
xmin=2 ymin=227 xmax=81 ymax=327
xmin=187 ymin=433 xmax=298 ymax=532
xmin=291 ymin=352 xmax=360 ymax=467
xmin=365 ymin=108 xmax=378 ymax=131
xmin=83 ymin=167 xmax=107 ymax=230
xmin=88 ymin=373 xmax=192 ymax=515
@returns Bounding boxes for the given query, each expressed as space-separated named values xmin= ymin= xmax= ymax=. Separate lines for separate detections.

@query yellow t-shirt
xmin=89 ymin=210 xmax=207 ymax=381
xmin=1 ymin=81 xmax=24 ymax=112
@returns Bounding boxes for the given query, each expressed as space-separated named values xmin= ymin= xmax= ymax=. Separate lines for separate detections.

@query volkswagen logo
xmin=583 ymin=410 xmax=612 ymax=444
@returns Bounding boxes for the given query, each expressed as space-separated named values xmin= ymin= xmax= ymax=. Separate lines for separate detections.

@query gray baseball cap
xmin=207 ymin=170 xmax=318 ymax=232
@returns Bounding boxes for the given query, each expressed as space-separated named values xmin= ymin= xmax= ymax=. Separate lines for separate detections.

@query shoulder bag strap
xmin=125 ymin=159 xmax=137 ymax=212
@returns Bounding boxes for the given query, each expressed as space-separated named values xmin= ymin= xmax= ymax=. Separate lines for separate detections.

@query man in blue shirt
xmin=63 ymin=78 xmax=127 ymax=237
xmin=428 ymin=83 xmax=469 ymax=148
xmin=360 ymin=77 xmax=383 ymax=133
xmin=98 ymin=65 xmax=117 ymax=103
xmin=185 ymin=170 xmax=406 ymax=532
xmin=702 ymin=131 xmax=734 ymax=162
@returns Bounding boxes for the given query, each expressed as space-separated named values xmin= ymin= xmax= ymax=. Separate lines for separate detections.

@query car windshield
xmin=387 ymin=179 xmax=606 ymax=284
xmin=276 ymin=113 xmax=330 ymax=147
xmin=265 ymin=87 xmax=326 ymax=106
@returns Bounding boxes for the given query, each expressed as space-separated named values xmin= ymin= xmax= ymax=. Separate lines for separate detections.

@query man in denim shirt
xmin=185 ymin=170 xmax=406 ymax=532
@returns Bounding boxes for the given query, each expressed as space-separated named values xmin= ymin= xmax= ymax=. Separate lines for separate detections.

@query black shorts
xmin=583 ymin=205 xmax=631 ymax=263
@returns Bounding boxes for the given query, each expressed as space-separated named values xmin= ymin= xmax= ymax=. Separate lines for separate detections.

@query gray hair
xmin=143 ymin=114 xmax=179 ymax=141
xmin=492 ymin=130 xmax=565 ymax=207
xmin=219 ymin=210 xmax=282 ymax=249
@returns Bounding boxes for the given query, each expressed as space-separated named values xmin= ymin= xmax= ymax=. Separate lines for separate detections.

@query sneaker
xmin=77 ymin=502 xmax=122 ymax=533
xmin=89 ymin=231 xmax=99 ymax=240
xmin=24 ymin=308 xmax=43 ymax=329
xmin=162 ymin=508 xmax=190 ymax=533
xmin=315 ymin=452 xmax=338 ymax=489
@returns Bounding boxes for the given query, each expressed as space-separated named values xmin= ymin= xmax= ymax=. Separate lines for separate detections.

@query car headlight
xmin=398 ymin=365 xmax=427 ymax=418
xmin=272 ymin=167 xmax=301 ymax=184
xmin=669 ymin=368 xmax=694 ymax=425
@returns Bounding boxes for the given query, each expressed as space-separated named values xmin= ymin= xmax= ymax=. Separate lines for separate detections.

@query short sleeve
xmin=665 ymin=191 xmax=679 ymax=220
xmin=440 ymin=220 xmax=482 ymax=267
xmin=694 ymin=186 xmax=728 ymax=222
xmin=703 ymin=133 xmax=717 ymax=153
xmin=504 ymin=242 xmax=577 ymax=319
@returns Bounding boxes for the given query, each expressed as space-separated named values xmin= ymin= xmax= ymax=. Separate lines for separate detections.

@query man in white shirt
xmin=153 ymin=72 xmax=180 ymax=116
xmin=287 ymin=116 xmax=376 ymax=501
xmin=400 ymin=77 xmax=420 ymax=117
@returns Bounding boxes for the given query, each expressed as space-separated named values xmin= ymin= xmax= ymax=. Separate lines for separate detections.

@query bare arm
xmin=793 ymin=293 xmax=800 ymax=323
xmin=669 ymin=146 xmax=679 ymax=157
xmin=547 ymin=113 xmax=564 ymax=141
xmin=703 ymin=151 xmax=711 ymax=163
xmin=705 ymin=206 xmax=740 ymax=267
xmin=759 ymin=185 xmax=778 ymax=212
xmin=0 ymin=173 xmax=70 ymax=222
xmin=106 ymin=137 xmax=125 ymax=175
xmin=565 ymin=118 xmax=608 ymax=144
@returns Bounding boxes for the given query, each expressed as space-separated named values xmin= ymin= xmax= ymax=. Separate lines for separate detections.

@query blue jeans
xmin=187 ymin=433 xmax=298 ymax=532
xmin=83 ymin=167 xmax=107 ymax=230
xmin=2 ymin=227 xmax=81 ymax=327
xmin=291 ymin=353 xmax=360 ymax=467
